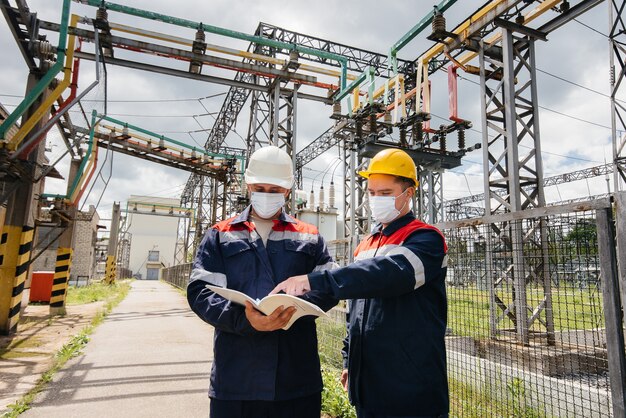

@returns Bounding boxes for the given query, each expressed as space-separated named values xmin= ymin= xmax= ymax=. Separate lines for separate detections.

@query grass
xmin=66 ymin=280 xmax=131 ymax=305
xmin=447 ymin=284 xmax=604 ymax=338
xmin=448 ymin=375 xmax=549 ymax=418
xmin=1 ymin=280 xmax=131 ymax=418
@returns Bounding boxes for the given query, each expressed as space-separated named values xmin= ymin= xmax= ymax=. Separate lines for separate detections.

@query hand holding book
xmin=206 ymin=285 xmax=327 ymax=330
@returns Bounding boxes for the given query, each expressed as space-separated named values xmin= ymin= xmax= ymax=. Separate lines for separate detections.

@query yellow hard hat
xmin=358 ymin=148 xmax=418 ymax=186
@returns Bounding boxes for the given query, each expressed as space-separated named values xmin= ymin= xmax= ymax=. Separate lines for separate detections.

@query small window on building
xmin=148 ymin=250 xmax=159 ymax=262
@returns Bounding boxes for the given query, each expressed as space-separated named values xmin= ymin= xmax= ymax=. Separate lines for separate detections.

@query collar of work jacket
xmin=370 ymin=210 xmax=417 ymax=237
xmin=230 ymin=205 xmax=297 ymax=229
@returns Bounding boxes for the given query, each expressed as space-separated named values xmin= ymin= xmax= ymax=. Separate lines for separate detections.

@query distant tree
xmin=565 ymin=219 xmax=597 ymax=256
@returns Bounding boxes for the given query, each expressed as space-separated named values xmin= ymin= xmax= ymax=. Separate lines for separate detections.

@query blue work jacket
xmin=187 ymin=206 xmax=338 ymax=401
xmin=308 ymin=211 xmax=449 ymax=416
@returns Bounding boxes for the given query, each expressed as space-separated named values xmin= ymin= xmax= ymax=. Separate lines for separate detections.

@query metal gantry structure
xmin=0 ymin=0 xmax=622 ymax=349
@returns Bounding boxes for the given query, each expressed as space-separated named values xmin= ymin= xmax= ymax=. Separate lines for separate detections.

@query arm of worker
xmin=272 ymin=229 xmax=446 ymax=299
xmin=187 ymin=229 xmax=295 ymax=334
xmin=298 ymin=234 xmax=340 ymax=312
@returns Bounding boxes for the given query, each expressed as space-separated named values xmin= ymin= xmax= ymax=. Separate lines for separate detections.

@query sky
xmin=0 ymin=0 xmax=620 ymax=224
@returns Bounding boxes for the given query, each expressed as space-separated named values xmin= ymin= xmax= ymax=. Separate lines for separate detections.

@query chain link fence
xmin=319 ymin=196 xmax=626 ymax=417
xmin=162 ymin=195 xmax=626 ymax=417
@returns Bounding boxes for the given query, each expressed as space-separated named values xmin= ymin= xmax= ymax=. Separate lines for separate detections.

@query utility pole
xmin=0 ymin=72 xmax=48 ymax=334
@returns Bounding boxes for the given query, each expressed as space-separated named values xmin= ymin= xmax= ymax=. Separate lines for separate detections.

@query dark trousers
xmin=356 ymin=407 xmax=448 ymax=418
xmin=209 ymin=392 xmax=321 ymax=418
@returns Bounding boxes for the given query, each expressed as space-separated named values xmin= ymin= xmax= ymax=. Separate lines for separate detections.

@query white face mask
xmin=250 ymin=192 xmax=285 ymax=219
xmin=369 ymin=189 xmax=409 ymax=224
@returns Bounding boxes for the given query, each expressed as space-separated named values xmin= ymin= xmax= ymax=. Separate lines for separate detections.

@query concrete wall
xmin=30 ymin=206 xmax=100 ymax=286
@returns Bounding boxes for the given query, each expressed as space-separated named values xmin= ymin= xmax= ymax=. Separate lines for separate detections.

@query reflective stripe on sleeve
xmin=190 ymin=268 xmax=227 ymax=287
xmin=385 ymin=246 xmax=426 ymax=289
xmin=313 ymin=261 xmax=340 ymax=272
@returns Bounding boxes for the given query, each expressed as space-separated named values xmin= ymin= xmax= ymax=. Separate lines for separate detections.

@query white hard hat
xmin=244 ymin=146 xmax=294 ymax=189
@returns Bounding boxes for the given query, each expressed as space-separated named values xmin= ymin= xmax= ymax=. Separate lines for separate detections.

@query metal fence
xmin=320 ymin=194 xmax=626 ymax=417
xmin=162 ymin=262 xmax=192 ymax=289
xmin=161 ymin=194 xmax=626 ymax=417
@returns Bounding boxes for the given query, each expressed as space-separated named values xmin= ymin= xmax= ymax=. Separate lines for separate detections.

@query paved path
xmin=23 ymin=280 xmax=214 ymax=418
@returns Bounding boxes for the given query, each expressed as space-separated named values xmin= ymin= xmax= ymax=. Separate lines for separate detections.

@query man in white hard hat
xmin=187 ymin=145 xmax=338 ymax=418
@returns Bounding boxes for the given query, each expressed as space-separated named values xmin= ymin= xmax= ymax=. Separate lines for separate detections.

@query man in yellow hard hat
xmin=272 ymin=148 xmax=449 ymax=418
xmin=187 ymin=146 xmax=338 ymax=418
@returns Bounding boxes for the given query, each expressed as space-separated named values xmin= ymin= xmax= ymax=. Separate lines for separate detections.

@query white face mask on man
xmin=369 ymin=189 xmax=409 ymax=224
xmin=250 ymin=192 xmax=286 ymax=219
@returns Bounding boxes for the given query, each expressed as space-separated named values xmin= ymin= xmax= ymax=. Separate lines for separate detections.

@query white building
xmin=125 ymin=195 xmax=179 ymax=280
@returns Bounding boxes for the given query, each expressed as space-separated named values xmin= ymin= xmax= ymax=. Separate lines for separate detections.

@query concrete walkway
xmin=22 ymin=280 xmax=214 ymax=418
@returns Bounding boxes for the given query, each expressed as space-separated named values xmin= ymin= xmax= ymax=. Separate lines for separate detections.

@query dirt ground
xmin=0 ymin=302 xmax=105 ymax=413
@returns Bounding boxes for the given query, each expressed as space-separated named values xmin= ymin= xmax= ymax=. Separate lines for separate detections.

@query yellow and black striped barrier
xmin=50 ymin=247 xmax=72 ymax=311
xmin=105 ymin=255 xmax=116 ymax=284
xmin=0 ymin=225 xmax=34 ymax=334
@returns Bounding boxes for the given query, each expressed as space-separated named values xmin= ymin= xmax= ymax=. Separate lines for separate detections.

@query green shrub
xmin=321 ymin=369 xmax=356 ymax=418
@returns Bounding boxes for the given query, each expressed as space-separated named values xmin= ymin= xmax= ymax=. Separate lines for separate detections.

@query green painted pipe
xmin=335 ymin=66 xmax=375 ymax=102
xmin=0 ymin=0 xmax=72 ymax=140
xmin=75 ymin=0 xmax=347 ymax=80
xmin=391 ymin=0 xmax=459 ymax=54
xmin=67 ymin=109 xmax=98 ymax=199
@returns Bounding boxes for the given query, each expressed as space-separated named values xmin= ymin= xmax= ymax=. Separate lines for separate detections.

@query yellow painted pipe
xmin=455 ymin=0 xmax=561 ymax=66
xmin=69 ymin=125 xmax=98 ymax=204
xmin=418 ymin=0 xmax=511 ymax=65
xmin=108 ymin=21 xmax=356 ymax=81
xmin=371 ymin=74 xmax=403 ymax=102
xmin=8 ymin=15 xmax=79 ymax=150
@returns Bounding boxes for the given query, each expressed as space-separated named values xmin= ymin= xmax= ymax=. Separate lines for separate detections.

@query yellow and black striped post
xmin=0 ymin=225 xmax=34 ymax=334
xmin=105 ymin=255 xmax=117 ymax=285
xmin=50 ymin=247 xmax=72 ymax=315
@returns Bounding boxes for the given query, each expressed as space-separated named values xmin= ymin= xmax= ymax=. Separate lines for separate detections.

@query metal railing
xmin=161 ymin=262 xmax=192 ymax=289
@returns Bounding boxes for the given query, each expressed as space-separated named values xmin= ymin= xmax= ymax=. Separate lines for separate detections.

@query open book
xmin=206 ymin=285 xmax=327 ymax=330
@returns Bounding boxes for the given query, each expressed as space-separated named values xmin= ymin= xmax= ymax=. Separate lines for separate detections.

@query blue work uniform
xmin=308 ymin=211 xmax=449 ymax=417
xmin=187 ymin=206 xmax=338 ymax=412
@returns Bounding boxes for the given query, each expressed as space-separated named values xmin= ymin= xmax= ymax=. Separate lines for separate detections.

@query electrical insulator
xmin=560 ymin=1 xmax=570 ymax=13
xmin=309 ymin=189 xmax=315 ymax=209
xmin=332 ymin=101 xmax=342 ymax=118
xmin=458 ymin=129 xmax=465 ymax=150
xmin=400 ymin=128 xmax=407 ymax=146
xmin=319 ymin=185 xmax=325 ymax=211
xmin=414 ymin=122 xmax=423 ymax=144
xmin=195 ymin=27 xmax=206 ymax=43
xmin=159 ymin=138 xmax=165 ymax=150
xmin=329 ymin=181 xmax=336 ymax=209
xmin=384 ymin=111 xmax=392 ymax=124
xmin=432 ymin=8 xmax=446 ymax=35
xmin=122 ymin=125 xmax=129 ymax=138
xmin=36 ymin=40 xmax=54 ymax=60
xmin=96 ymin=7 xmax=108 ymax=24
xmin=440 ymin=134 xmax=447 ymax=152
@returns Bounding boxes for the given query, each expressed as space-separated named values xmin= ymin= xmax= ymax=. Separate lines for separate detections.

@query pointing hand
xmin=270 ymin=275 xmax=311 ymax=296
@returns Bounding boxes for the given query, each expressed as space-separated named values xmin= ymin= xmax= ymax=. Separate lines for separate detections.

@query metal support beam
xmin=419 ymin=169 xmax=444 ymax=224
xmin=609 ymin=1 xmax=626 ymax=192
xmin=479 ymin=28 xmax=553 ymax=344
xmin=596 ymin=205 xmax=626 ymax=417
